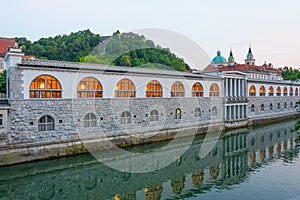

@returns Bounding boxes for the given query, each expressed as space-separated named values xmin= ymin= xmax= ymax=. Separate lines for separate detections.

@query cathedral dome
xmin=211 ymin=50 xmax=227 ymax=64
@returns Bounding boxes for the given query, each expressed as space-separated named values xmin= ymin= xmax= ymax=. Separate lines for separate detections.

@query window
xmin=209 ymin=83 xmax=219 ymax=97
xmin=0 ymin=114 xmax=3 ymax=126
xmin=38 ymin=115 xmax=54 ymax=132
xmin=121 ymin=111 xmax=131 ymax=124
xmin=171 ymin=81 xmax=185 ymax=97
xmin=212 ymin=106 xmax=217 ymax=116
xmin=251 ymin=104 xmax=255 ymax=112
xmin=77 ymin=77 xmax=102 ymax=98
xmin=259 ymin=86 xmax=265 ymax=96
xmin=268 ymin=86 xmax=274 ymax=96
xmin=192 ymin=82 xmax=203 ymax=97
xmin=290 ymin=88 xmax=293 ymax=96
xmin=276 ymin=87 xmax=281 ymax=96
xmin=278 ymin=103 xmax=281 ymax=109
xmin=30 ymin=75 xmax=62 ymax=98
xmin=249 ymin=85 xmax=256 ymax=96
xmin=174 ymin=108 xmax=181 ymax=119
xmin=261 ymin=104 xmax=265 ymax=111
xmin=270 ymin=103 xmax=273 ymax=111
xmin=150 ymin=110 xmax=159 ymax=122
xmin=283 ymin=87 xmax=288 ymax=96
xmin=146 ymin=80 xmax=163 ymax=97
xmin=284 ymin=102 xmax=287 ymax=109
xmin=115 ymin=79 xmax=135 ymax=98
xmin=291 ymin=102 xmax=293 ymax=108
xmin=195 ymin=107 xmax=201 ymax=118
xmin=84 ymin=113 xmax=97 ymax=128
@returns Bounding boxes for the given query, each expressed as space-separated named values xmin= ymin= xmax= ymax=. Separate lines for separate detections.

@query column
xmin=230 ymin=78 xmax=233 ymax=97
xmin=241 ymin=80 xmax=245 ymax=97
xmin=237 ymin=79 xmax=240 ymax=97
xmin=241 ymin=105 xmax=244 ymax=119
xmin=234 ymin=79 xmax=237 ymax=97
xmin=226 ymin=78 xmax=229 ymax=97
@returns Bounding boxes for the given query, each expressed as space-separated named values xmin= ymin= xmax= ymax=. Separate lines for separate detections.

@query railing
xmin=225 ymin=97 xmax=249 ymax=104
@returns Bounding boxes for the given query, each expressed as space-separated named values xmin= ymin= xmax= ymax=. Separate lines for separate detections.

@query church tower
xmin=245 ymin=46 xmax=255 ymax=65
xmin=228 ymin=49 xmax=235 ymax=66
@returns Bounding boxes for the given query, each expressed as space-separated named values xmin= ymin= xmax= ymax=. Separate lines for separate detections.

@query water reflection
xmin=0 ymin=120 xmax=299 ymax=200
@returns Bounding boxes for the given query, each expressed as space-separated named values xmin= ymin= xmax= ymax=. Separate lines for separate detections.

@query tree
xmin=0 ymin=70 xmax=6 ymax=92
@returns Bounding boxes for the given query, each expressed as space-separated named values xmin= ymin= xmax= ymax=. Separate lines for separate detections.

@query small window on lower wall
xmin=195 ymin=107 xmax=201 ymax=118
xmin=150 ymin=110 xmax=159 ymax=122
xmin=121 ymin=111 xmax=131 ymax=124
xmin=212 ymin=106 xmax=217 ymax=116
xmin=174 ymin=108 xmax=181 ymax=119
xmin=250 ymin=104 xmax=255 ymax=112
xmin=278 ymin=103 xmax=281 ymax=109
xmin=84 ymin=113 xmax=97 ymax=128
xmin=38 ymin=115 xmax=54 ymax=132
xmin=270 ymin=103 xmax=273 ymax=111
xmin=261 ymin=104 xmax=265 ymax=111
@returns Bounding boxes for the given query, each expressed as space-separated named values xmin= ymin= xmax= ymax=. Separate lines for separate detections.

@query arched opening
xmin=171 ymin=81 xmax=185 ymax=97
xmin=249 ymin=85 xmax=256 ymax=96
xmin=146 ymin=80 xmax=163 ymax=97
xmin=209 ymin=83 xmax=219 ymax=97
xmin=77 ymin=77 xmax=102 ymax=98
xmin=276 ymin=87 xmax=281 ymax=96
xmin=195 ymin=107 xmax=201 ymax=118
xmin=296 ymin=88 xmax=299 ymax=96
xmin=259 ymin=86 xmax=265 ymax=96
xmin=290 ymin=87 xmax=293 ymax=96
xmin=270 ymin=103 xmax=273 ymax=111
xmin=250 ymin=104 xmax=255 ymax=112
xmin=121 ymin=111 xmax=131 ymax=124
xmin=30 ymin=75 xmax=62 ymax=98
xmin=115 ymin=78 xmax=136 ymax=98
xmin=174 ymin=108 xmax=181 ymax=119
xmin=212 ymin=106 xmax=217 ymax=116
xmin=150 ymin=110 xmax=159 ymax=122
xmin=277 ymin=103 xmax=281 ymax=109
xmin=84 ymin=113 xmax=97 ymax=128
xmin=283 ymin=87 xmax=288 ymax=96
xmin=261 ymin=104 xmax=265 ymax=111
xmin=38 ymin=115 xmax=54 ymax=132
xmin=268 ymin=86 xmax=274 ymax=96
xmin=192 ymin=82 xmax=203 ymax=97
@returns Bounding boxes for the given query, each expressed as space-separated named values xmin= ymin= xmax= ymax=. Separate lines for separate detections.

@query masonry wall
xmin=4 ymin=97 xmax=224 ymax=148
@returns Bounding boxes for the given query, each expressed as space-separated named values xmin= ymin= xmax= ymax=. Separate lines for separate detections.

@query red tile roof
xmin=0 ymin=37 xmax=16 ymax=56
xmin=203 ymin=63 xmax=282 ymax=74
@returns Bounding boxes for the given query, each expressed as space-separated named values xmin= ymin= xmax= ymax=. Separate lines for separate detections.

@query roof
xmin=0 ymin=37 xmax=16 ymax=56
xmin=203 ymin=63 xmax=282 ymax=75
xmin=19 ymin=59 xmax=221 ymax=80
xmin=211 ymin=50 xmax=227 ymax=64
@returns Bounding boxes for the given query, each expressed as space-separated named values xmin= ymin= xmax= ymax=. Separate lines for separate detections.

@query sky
xmin=1 ymin=0 xmax=300 ymax=68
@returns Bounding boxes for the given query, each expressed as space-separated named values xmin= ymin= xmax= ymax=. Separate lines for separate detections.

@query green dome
xmin=211 ymin=50 xmax=227 ymax=64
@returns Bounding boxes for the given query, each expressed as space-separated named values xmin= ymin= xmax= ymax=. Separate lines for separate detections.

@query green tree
xmin=0 ymin=70 xmax=6 ymax=92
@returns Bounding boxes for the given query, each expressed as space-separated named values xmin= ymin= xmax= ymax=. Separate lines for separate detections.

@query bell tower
xmin=245 ymin=46 xmax=255 ymax=65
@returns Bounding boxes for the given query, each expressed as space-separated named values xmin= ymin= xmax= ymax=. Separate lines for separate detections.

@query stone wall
xmin=5 ymin=97 xmax=224 ymax=148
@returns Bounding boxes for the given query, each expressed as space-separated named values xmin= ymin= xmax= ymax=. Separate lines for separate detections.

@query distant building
xmin=0 ymin=37 xmax=17 ymax=72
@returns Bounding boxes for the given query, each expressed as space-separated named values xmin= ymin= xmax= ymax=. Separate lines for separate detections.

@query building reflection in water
xmin=0 ymin=121 xmax=299 ymax=200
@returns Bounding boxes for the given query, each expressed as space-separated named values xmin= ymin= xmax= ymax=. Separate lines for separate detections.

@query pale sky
xmin=2 ymin=0 xmax=300 ymax=68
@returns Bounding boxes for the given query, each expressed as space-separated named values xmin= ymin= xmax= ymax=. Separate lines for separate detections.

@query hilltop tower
xmin=245 ymin=46 xmax=255 ymax=65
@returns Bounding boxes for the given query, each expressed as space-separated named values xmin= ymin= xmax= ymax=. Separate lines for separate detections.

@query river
xmin=1 ymin=120 xmax=300 ymax=200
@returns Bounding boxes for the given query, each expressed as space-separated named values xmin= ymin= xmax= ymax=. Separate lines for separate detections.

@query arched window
xmin=290 ymin=87 xmax=293 ymax=96
xmin=250 ymin=104 xmax=255 ymax=112
xmin=261 ymin=104 xmax=265 ymax=111
xmin=171 ymin=81 xmax=185 ymax=97
xmin=212 ymin=106 xmax=217 ymax=116
xmin=268 ymin=86 xmax=274 ymax=96
xmin=284 ymin=102 xmax=287 ymax=109
xmin=270 ymin=103 xmax=273 ymax=111
xmin=146 ymin=80 xmax=163 ymax=97
xmin=277 ymin=103 xmax=281 ymax=109
xmin=30 ymin=75 xmax=62 ymax=98
xmin=77 ymin=77 xmax=102 ymax=98
xmin=174 ymin=108 xmax=181 ymax=119
xmin=121 ymin=111 xmax=131 ymax=124
xmin=209 ymin=83 xmax=219 ymax=97
xmin=283 ymin=87 xmax=288 ymax=96
xmin=259 ymin=86 xmax=265 ymax=96
xmin=192 ymin=82 xmax=203 ymax=97
xmin=195 ymin=107 xmax=201 ymax=118
xmin=291 ymin=102 xmax=293 ymax=108
xmin=38 ymin=115 xmax=54 ymax=132
xmin=84 ymin=113 xmax=97 ymax=128
xmin=249 ymin=85 xmax=256 ymax=96
xmin=115 ymin=79 xmax=135 ymax=98
xmin=150 ymin=110 xmax=159 ymax=122
xmin=296 ymin=88 xmax=299 ymax=96
xmin=276 ymin=87 xmax=281 ymax=96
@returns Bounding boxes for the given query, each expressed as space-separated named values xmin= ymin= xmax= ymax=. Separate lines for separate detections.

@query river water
xmin=1 ymin=120 xmax=300 ymax=200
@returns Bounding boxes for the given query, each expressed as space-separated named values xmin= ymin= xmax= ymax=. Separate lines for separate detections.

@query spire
xmin=228 ymin=49 xmax=235 ymax=65
xmin=245 ymin=45 xmax=255 ymax=65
